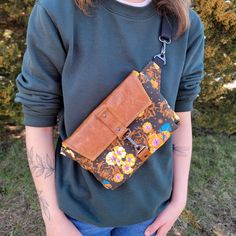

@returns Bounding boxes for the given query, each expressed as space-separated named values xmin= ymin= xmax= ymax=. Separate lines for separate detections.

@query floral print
xmin=142 ymin=121 xmax=153 ymax=133
xmin=105 ymin=151 xmax=117 ymax=166
xmin=124 ymin=154 xmax=136 ymax=167
xmin=159 ymin=122 xmax=172 ymax=132
xmin=161 ymin=131 xmax=171 ymax=142
xmin=102 ymin=180 xmax=112 ymax=189
xmin=113 ymin=146 xmax=126 ymax=159
xmin=151 ymin=79 xmax=159 ymax=89
xmin=147 ymin=132 xmax=164 ymax=149
xmin=60 ymin=60 xmax=180 ymax=190
xmin=104 ymin=146 xmax=137 ymax=177
xmin=115 ymin=156 xmax=124 ymax=167
xmin=122 ymin=164 xmax=134 ymax=175
xmin=113 ymin=173 xmax=124 ymax=183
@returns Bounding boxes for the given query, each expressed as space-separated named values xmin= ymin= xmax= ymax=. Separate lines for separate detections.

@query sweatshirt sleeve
xmin=14 ymin=2 xmax=66 ymax=127
xmin=174 ymin=11 xmax=205 ymax=112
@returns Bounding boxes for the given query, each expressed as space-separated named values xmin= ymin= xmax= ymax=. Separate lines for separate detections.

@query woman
xmin=14 ymin=0 xmax=205 ymax=235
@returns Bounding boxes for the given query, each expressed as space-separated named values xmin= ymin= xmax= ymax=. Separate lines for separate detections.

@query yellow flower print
xmin=113 ymin=173 xmax=124 ymax=183
xmin=122 ymin=164 xmax=134 ymax=175
xmin=142 ymin=121 xmax=153 ymax=133
xmin=113 ymin=146 xmax=126 ymax=159
xmin=124 ymin=153 xmax=136 ymax=167
xmin=150 ymin=79 xmax=159 ymax=89
xmin=148 ymin=132 xmax=164 ymax=149
xmin=105 ymin=151 xmax=117 ymax=166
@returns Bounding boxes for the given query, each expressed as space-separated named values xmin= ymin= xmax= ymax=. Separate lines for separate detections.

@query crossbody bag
xmin=60 ymin=14 xmax=180 ymax=190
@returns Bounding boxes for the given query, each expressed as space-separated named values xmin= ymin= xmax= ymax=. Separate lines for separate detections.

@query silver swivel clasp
xmin=153 ymin=36 xmax=171 ymax=66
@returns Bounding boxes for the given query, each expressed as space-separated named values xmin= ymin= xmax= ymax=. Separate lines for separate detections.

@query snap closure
xmin=116 ymin=127 xmax=121 ymax=131
xmin=102 ymin=112 xmax=107 ymax=118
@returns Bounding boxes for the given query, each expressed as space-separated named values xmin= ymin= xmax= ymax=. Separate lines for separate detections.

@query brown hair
xmin=74 ymin=0 xmax=192 ymax=39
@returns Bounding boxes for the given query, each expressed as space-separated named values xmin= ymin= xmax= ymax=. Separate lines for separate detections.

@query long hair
xmin=74 ymin=0 xmax=192 ymax=39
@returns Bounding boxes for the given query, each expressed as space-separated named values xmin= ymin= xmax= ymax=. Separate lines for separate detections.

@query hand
xmin=144 ymin=199 xmax=186 ymax=236
xmin=45 ymin=211 xmax=83 ymax=236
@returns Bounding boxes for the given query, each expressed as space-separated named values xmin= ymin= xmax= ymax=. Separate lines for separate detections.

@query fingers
xmin=144 ymin=217 xmax=164 ymax=236
xmin=145 ymin=217 xmax=176 ymax=236
xmin=154 ymin=223 xmax=173 ymax=236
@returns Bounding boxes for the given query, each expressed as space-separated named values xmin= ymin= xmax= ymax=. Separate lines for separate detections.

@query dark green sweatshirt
xmin=14 ymin=0 xmax=205 ymax=227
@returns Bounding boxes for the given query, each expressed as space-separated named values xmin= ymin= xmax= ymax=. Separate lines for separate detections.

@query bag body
xmin=60 ymin=59 xmax=180 ymax=190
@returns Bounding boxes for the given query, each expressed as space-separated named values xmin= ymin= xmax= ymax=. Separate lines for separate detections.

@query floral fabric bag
xmin=60 ymin=14 xmax=180 ymax=190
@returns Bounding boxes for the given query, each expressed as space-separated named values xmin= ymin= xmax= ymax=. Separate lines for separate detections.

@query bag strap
xmin=153 ymin=14 xmax=172 ymax=68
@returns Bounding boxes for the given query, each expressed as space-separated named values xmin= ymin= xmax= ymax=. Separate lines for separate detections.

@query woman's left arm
xmin=171 ymin=111 xmax=193 ymax=205
xmin=145 ymin=112 xmax=192 ymax=236
xmin=145 ymin=9 xmax=205 ymax=235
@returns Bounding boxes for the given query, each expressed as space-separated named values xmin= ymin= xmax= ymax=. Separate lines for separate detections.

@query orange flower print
xmin=122 ymin=164 xmax=134 ymax=175
xmin=148 ymin=132 xmax=164 ymax=149
xmin=124 ymin=153 xmax=136 ymax=167
xmin=113 ymin=173 xmax=124 ymax=183
xmin=150 ymin=79 xmax=159 ymax=90
xmin=105 ymin=151 xmax=117 ymax=166
xmin=142 ymin=122 xmax=153 ymax=133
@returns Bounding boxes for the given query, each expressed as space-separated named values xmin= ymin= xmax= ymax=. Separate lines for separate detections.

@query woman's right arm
xmin=14 ymin=2 xmax=82 ymax=234
xmin=25 ymin=126 xmax=82 ymax=236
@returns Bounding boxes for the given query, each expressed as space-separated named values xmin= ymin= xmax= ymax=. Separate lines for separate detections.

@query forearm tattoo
xmin=37 ymin=190 xmax=51 ymax=221
xmin=27 ymin=146 xmax=55 ymax=178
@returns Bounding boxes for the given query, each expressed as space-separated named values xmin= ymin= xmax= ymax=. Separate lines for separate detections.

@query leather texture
xmin=61 ymin=70 xmax=152 ymax=161
xmin=60 ymin=60 xmax=180 ymax=190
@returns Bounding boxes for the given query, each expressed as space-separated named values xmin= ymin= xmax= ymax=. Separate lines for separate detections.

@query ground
xmin=0 ymin=131 xmax=235 ymax=236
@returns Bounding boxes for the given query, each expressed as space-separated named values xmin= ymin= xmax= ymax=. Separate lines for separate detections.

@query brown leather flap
xmin=62 ymin=70 xmax=152 ymax=161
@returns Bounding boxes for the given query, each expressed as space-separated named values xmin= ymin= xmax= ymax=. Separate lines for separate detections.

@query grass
xmin=0 ymin=132 xmax=235 ymax=236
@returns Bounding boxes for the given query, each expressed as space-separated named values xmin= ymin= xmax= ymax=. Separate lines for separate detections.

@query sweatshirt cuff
xmin=23 ymin=113 xmax=58 ymax=127
xmin=174 ymin=100 xmax=194 ymax=112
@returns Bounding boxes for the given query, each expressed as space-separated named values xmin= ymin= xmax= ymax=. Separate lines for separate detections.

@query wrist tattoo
xmin=37 ymin=190 xmax=51 ymax=221
xmin=27 ymin=146 xmax=55 ymax=179
xmin=173 ymin=145 xmax=192 ymax=157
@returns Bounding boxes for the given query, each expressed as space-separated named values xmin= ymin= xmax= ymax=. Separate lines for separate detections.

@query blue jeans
xmin=66 ymin=214 xmax=157 ymax=236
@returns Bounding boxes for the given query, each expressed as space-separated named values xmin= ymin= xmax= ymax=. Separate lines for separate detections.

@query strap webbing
xmin=160 ymin=14 xmax=172 ymax=41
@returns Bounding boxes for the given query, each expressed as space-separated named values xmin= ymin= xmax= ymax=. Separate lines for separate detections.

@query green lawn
xmin=0 ymin=133 xmax=235 ymax=236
